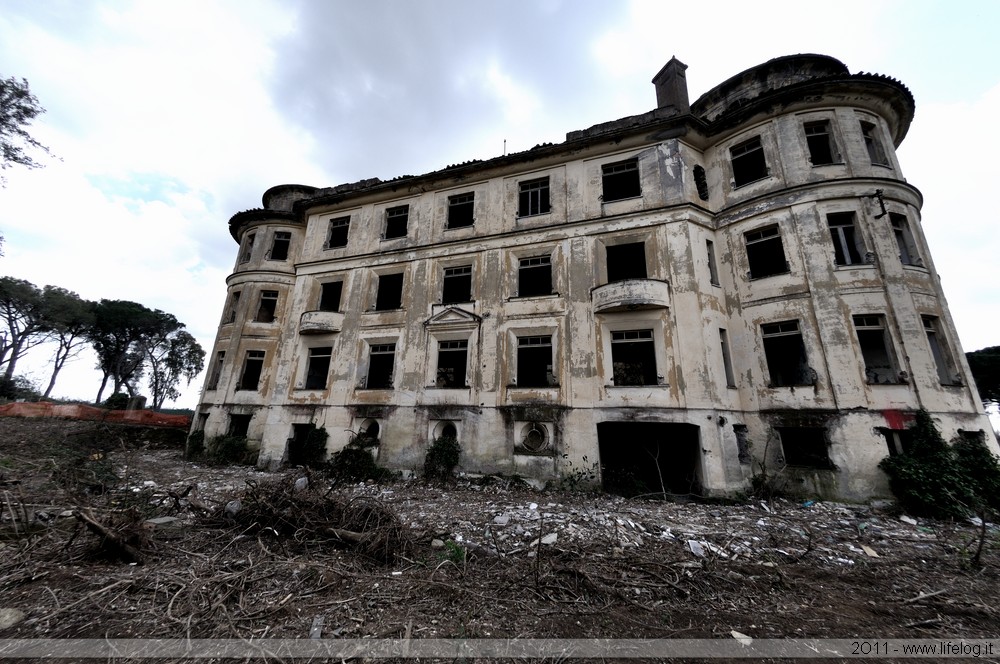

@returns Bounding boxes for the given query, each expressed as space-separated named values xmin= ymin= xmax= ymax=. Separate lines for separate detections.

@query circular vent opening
xmin=521 ymin=422 xmax=548 ymax=452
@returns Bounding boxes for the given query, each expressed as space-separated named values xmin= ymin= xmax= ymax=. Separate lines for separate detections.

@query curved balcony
xmin=591 ymin=279 xmax=670 ymax=313
xmin=299 ymin=310 xmax=344 ymax=335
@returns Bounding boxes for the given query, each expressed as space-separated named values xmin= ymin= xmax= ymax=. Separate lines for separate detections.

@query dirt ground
xmin=0 ymin=416 xmax=998 ymax=662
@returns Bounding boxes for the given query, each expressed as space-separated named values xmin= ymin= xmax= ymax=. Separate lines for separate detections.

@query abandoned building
xmin=195 ymin=53 xmax=997 ymax=499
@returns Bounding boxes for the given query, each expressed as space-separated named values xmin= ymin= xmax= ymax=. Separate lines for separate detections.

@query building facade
xmin=195 ymin=54 xmax=996 ymax=499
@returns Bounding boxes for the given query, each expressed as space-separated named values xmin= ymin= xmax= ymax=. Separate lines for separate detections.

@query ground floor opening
xmin=597 ymin=421 xmax=702 ymax=497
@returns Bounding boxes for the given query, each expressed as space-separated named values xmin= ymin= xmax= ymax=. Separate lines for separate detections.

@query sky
xmin=1 ymin=0 xmax=998 ymax=409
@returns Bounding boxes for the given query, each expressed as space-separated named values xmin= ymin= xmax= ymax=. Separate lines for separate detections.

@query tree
xmin=87 ymin=300 xmax=164 ymax=403
xmin=1 ymin=76 xmax=53 ymax=182
xmin=0 ymin=277 xmax=52 ymax=380
xmin=40 ymin=286 xmax=95 ymax=398
xmin=145 ymin=328 xmax=205 ymax=410
xmin=966 ymin=346 xmax=1000 ymax=405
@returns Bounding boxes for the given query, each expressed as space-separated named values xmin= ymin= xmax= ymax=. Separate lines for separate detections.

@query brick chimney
xmin=652 ymin=57 xmax=689 ymax=114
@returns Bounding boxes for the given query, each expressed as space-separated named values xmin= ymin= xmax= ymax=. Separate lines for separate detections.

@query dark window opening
xmin=364 ymin=421 xmax=380 ymax=440
xmin=442 ymin=265 xmax=472 ymax=304
xmin=366 ymin=343 xmax=395 ymax=389
xmin=730 ymin=136 xmax=768 ymax=187
xmin=693 ymin=165 xmax=709 ymax=201
xmin=890 ymin=213 xmax=921 ymax=266
xmin=238 ymin=350 xmax=265 ymax=391
xmin=958 ymin=430 xmax=986 ymax=445
xmin=374 ymin=273 xmax=404 ymax=311
xmin=762 ymin=321 xmax=811 ymax=387
xmin=720 ymin=328 xmax=736 ymax=388
xmin=879 ymin=427 xmax=914 ymax=457
xmin=225 ymin=291 xmax=240 ymax=324
xmin=228 ymin=414 xmax=252 ymax=438
xmin=923 ymin=316 xmax=960 ymax=385
xmin=733 ymin=424 xmax=751 ymax=465
xmin=854 ymin=315 xmax=898 ymax=384
xmin=861 ymin=121 xmax=888 ymax=165
xmin=239 ymin=233 xmax=255 ymax=263
xmin=288 ymin=423 xmax=321 ymax=465
xmin=828 ymin=212 xmax=865 ymax=266
xmin=206 ymin=351 xmax=225 ymax=390
xmin=804 ymin=120 xmax=836 ymax=165
xmin=777 ymin=426 xmax=833 ymax=469
xmin=255 ymin=290 xmax=278 ymax=323
xmin=304 ymin=346 xmax=332 ymax=390
xmin=601 ymin=158 xmax=641 ymax=202
xmin=606 ymin=242 xmax=647 ymax=282
xmin=597 ymin=422 xmax=701 ymax=497
xmin=447 ymin=193 xmax=475 ymax=229
xmin=518 ymin=255 xmax=553 ymax=297
xmin=745 ymin=226 xmax=788 ymax=279
xmin=436 ymin=339 xmax=468 ymax=388
xmin=325 ymin=217 xmax=350 ymax=248
xmin=518 ymin=177 xmax=551 ymax=217
xmin=269 ymin=231 xmax=291 ymax=261
xmin=517 ymin=336 xmax=554 ymax=387
xmin=319 ymin=281 xmax=343 ymax=312
xmin=384 ymin=205 xmax=409 ymax=239
xmin=706 ymin=240 xmax=720 ymax=285
xmin=196 ymin=412 xmax=209 ymax=431
xmin=440 ymin=422 xmax=458 ymax=441
xmin=611 ymin=329 xmax=657 ymax=386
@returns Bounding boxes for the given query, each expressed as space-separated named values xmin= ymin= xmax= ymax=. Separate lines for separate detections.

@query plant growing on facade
xmin=424 ymin=435 xmax=460 ymax=481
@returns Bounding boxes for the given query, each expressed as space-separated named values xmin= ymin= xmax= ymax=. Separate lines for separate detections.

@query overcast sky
xmin=1 ymin=0 xmax=998 ymax=409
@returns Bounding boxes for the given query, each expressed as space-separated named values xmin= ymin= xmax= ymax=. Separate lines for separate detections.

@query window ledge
xmin=748 ymin=270 xmax=791 ymax=281
xmin=834 ymin=264 xmax=876 ymax=270
xmin=426 ymin=386 xmax=472 ymax=391
xmin=323 ymin=245 xmax=348 ymax=251
xmin=517 ymin=211 xmax=552 ymax=220
xmin=507 ymin=384 xmax=560 ymax=389
xmin=355 ymin=387 xmax=395 ymax=392
xmin=901 ymin=263 xmax=928 ymax=272
xmin=441 ymin=300 xmax=476 ymax=306
xmin=601 ymin=194 xmax=643 ymax=204
xmin=509 ymin=293 xmax=560 ymax=301
xmin=365 ymin=308 xmax=405 ymax=314
xmin=444 ymin=224 xmax=475 ymax=232
xmin=380 ymin=235 xmax=407 ymax=242
xmin=732 ymin=176 xmax=771 ymax=190
xmin=810 ymin=161 xmax=846 ymax=167
xmin=605 ymin=384 xmax=669 ymax=389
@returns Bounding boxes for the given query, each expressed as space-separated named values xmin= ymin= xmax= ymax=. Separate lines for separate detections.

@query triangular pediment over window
xmin=424 ymin=307 xmax=481 ymax=331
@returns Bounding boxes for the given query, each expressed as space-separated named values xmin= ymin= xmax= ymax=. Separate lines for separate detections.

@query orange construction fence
xmin=0 ymin=401 xmax=191 ymax=429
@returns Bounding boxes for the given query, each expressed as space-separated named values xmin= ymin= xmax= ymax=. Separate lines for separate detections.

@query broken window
xmin=517 ymin=335 xmax=554 ymax=387
xmin=606 ymin=242 xmax=647 ymax=282
xmin=325 ymin=217 xmax=350 ymax=249
xmin=693 ymin=165 xmax=709 ymax=201
xmin=804 ymin=120 xmax=837 ymax=165
xmin=827 ymin=212 xmax=866 ymax=266
xmin=853 ymin=315 xmax=899 ymax=384
xmin=237 ymin=350 xmax=265 ymax=391
xmin=384 ymin=205 xmax=409 ymax=239
xmin=611 ymin=329 xmax=658 ymax=386
xmin=268 ymin=231 xmax=291 ymax=261
xmin=706 ymin=240 xmax=720 ymax=286
xmin=879 ymin=427 xmax=914 ymax=457
xmin=228 ymin=414 xmax=252 ymax=438
xmin=441 ymin=265 xmax=472 ymax=304
xmin=518 ymin=177 xmax=551 ymax=217
xmin=319 ymin=281 xmax=343 ymax=312
xmin=761 ymin=320 xmax=811 ymax=387
xmin=860 ymin=120 xmax=888 ymax=165
xmin=447 ymin=193 xmax=475 ymax=229
xmin=304 ymin=346 xmax=332 ymax=390
xmin=255 ymin=290 xmax=278 ymax=323
xmin=777 ymin=426 xmax=833 ymax=469
xmin=601 ymin=158 xmax=641 ymax=202
xmin=365 ymin=343 xmax=395 ymax=389
xmin=206 ymin=350 xmax=225 ymax=390
xmin=374 ymin=273 xmax=404 ymax=311
xmin=923 ymin=316 xmax=960 ymax=385
xmin=733 ymin=424 xmax=751 ymax=465
xmin=744 ymin=225 xmax=788 ymax=279
xmin=436 ymin=339 xmax=468 ymax=388
xmin=719 ymin=328 xmax=736 ymax=388
xmin=730 ymin=136 xmax=768 ymax=187
xmin=518 ymin=255 xmax=552 ymax=297
xmin=225 ymin=291 xmax=241 ymax=324
xmin=890 ymin=213 xmax=921 ymax=266
xmin=239 ymin=233 xmax=255 ymax=263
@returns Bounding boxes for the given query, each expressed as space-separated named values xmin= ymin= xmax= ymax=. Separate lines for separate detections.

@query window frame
xmin=318 ymin=280 xmax=343 ymax=312
xmin=922 ymin=315 xmax=961 ymax=385
xmin=827 ymin=212 xmax=866 ymax=266
xmin=383 ymin=205 xmax=409 ymax=240
xmin=446 ymin=192 xmax=475 ymax=230
xmin=324 ymin=216 xmax=351 ymax=249
xmin=515 ymin=334 xmax=556 ymax=388
xmin=516 ymin=254 xmax=553 ymax=298
xmin=237 ymin=350 xmax=265 ymax=391
xmin=441 ymin=264 xmax=473 ymax=305
xmin=860 ymin=120 xmax=889 ymax=166
xmin=373 ymin=272 xmax=404 ymax=311
xmin=744 ymin=225 xmax=789 ymax=279
xmin=518 ymin=177 xmax=551 ymax=217
xmin=803 ymin=120 xmax=838 ymax=166
xmin=610 ymin=329 xmax=658 ymax=386
xmin=239 ymin=232 xmax=256 ymax=264
xmin=206 ymin=350 xmax=225 ymax=390
xmin=601 ymin=157 xmax=641 ymax=202
xmin=364 ymin=342 xmax=396 ymax=389
xmin=267 ymin=231 xmax=291 ymax=261
xmin=890 ymin=213 xmax=922 ymax=267
xmin=853 ymin=314 xmax=900 ymax=384
xmin=605 ymin=241 xmax=648 ymax=283
xmin=303 ymin=346 xmax=333 ymax=390
xmin=761 ymin=320 xmax=812 ymax=387
xmin=729 ymin=136 xmax=769 ymax=188
xmin=435 ymin=339 xmax=469 ymax=388
xmin=254 ymin=290 xmax=278 ymax=323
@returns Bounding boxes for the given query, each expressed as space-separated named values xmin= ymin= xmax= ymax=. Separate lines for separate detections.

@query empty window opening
xmin=206 ymin=350 xmax=225 ymax=390
xmin=517 ymin=255 xmax=553 ymax=297
xmin=365 ymin=343 xmax=396 ymax=389
xmin=854 ymin=315 xmax=899 ymax=384
xmin=287 ymin=423 xmax=323 ymax=465
xmin=804 ymin=120 xmax=837 ymax=165
xmin=196 ymin=412 xmax=209 ymax=431
xmin=517 ymin=335 xmax=554 ymax=387
xmin=304 ymin=346 xmax=332 ymax=390
xmin=255 ymin=290 xmax=278 ymax=323
xmin=436 ymin=339 xmax=468 ymax=388
xmin=269 ymin=231 xmax=291 ymax=261
xmin=890 ymin=213 xmax=921 ymax=266
xmin=733 ymin=424 xmax=751 ymax=465
xmin=923 ymin=316 xmax=960 ymax=385
xmin=383 ymin=205 xmax=409 ymax=239
xmin=706 ymin=240 xmax=720 ymax=285
xmin=597 ymin=422 xmax=701 ymax=497
xmin=439 ymin=422 xmax=458 ymax=441
xmin=363 ymin=421 xmax=381 ymax=440
xmin=601 ymin=158 xmax=641 ymax=202
xmin=611 ymin=329 xmax=658 ymax=386
xmin=518 ymin=177 xmax=551 ymax=217
xmin=730 ymin=136 xmax=768 ymax=187
xmin=745 ymin=226 xmax=788 ymax=279
xmin=442 ymin=265 xmax=472 ymax=304
xmin=238 ymin=350 xmax=265 ymax=391
xmin=447 ymin=193 xmax=475 ymax=229
xmin=325 ymin=217 xmax=350 ymax=248
xmin=693 ymin=165 xmax=709 ymax=201
xmin=879 ymin=427 xmax=914 ymax=457
xmin=958 ymin=429 xmax=986 ymax=445
xmin=761 ymin=321 xmax=811 ymax=387
xmin=374 ymin=273 xmax=404 ymax=311
xmin=777 ymin=426 xmax=833 ymax=469
xmin=606 ymin=242 xmax=647 ymax=282
xmin=719 ymin=328 xmax=736 ymax=388
xmin=239 ymin=233 xmax=255 ymax=263
xmin=860 ymin=121 xmax=888 ymax=165
xmin=225 ymin=291 xmax=241 ymax=324
xmin=827 ymin=212 xmax=865 ymax=266
xmin=228 ymin=414 xmax=252 ymax=438
xmin=319 ymin=281 xmax=343 ymax=312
